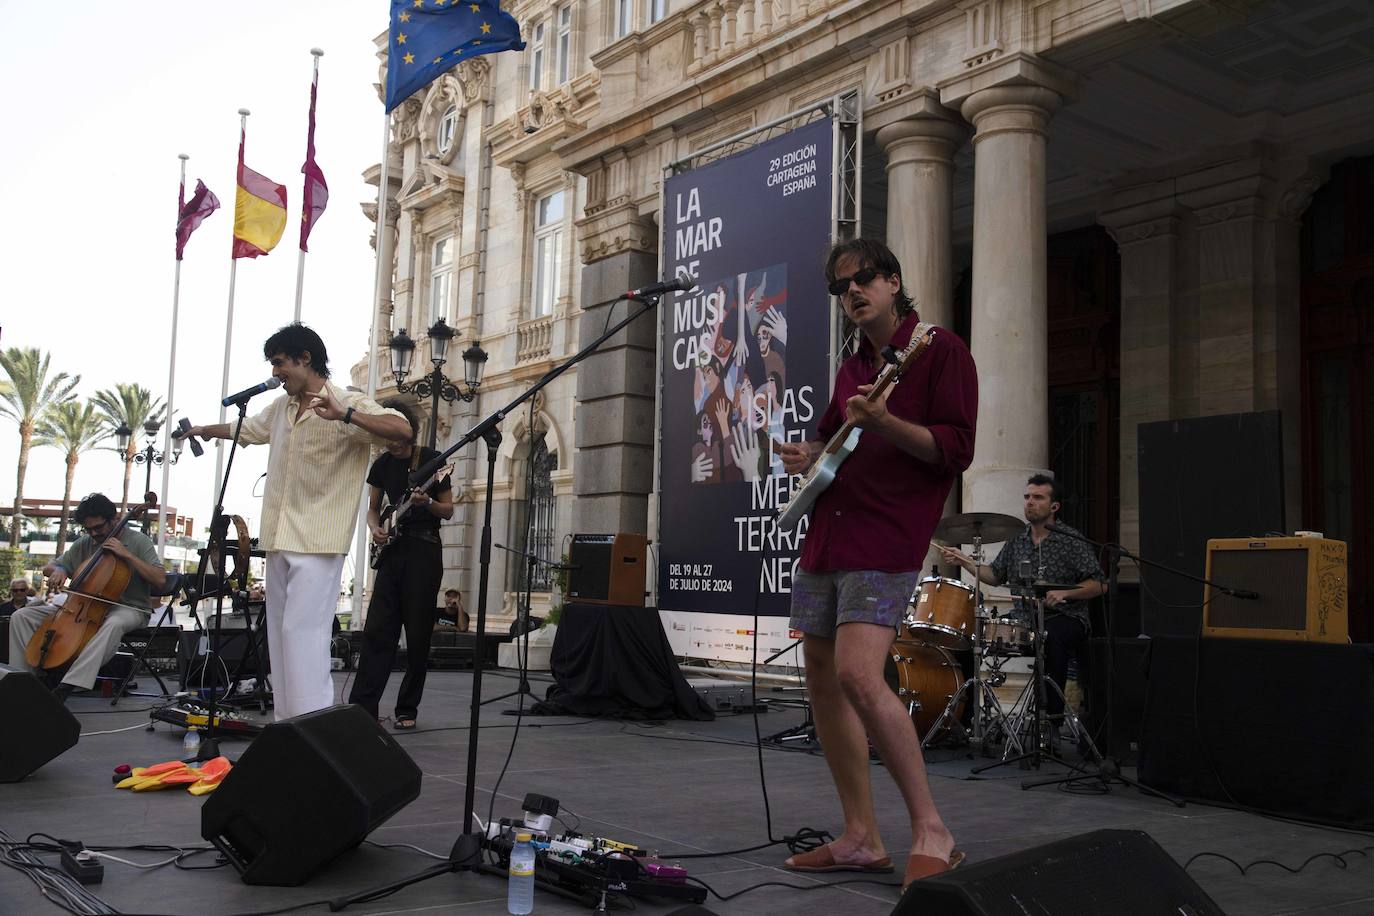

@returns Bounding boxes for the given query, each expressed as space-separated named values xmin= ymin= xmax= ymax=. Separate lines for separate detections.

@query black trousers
xmin=348 ymin=537 xmax=443 ymax=720
xmin=1043 ymin=614 xmax=1089 ymax=717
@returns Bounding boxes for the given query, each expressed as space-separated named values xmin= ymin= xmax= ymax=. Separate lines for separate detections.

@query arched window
xmin=521 ymin=435 xmax=558 ymax=591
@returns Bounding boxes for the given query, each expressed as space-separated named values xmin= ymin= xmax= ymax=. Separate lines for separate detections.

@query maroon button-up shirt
xmin=798 ymin=313 xmax=978 ymax=574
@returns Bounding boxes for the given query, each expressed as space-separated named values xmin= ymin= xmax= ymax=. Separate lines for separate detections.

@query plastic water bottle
xmin=507 ymin=832 xmax=535 ymax=914
xmin=183 ymin=727 xmax=201 ymax=756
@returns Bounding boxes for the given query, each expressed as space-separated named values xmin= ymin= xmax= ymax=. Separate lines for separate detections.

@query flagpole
xmin=349 ymin=109 xmax=394 ymax=629
xmin=158 ymin=154 xmax=190 ymax=565
xmin=214 ymin=108 xmax=250 ymax=508
xmin=294 ymin=48 xmax=324 ymax=323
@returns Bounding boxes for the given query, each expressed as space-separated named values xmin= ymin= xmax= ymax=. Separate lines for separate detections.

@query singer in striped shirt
xmin=189 ymin=323 xmax=411 ymax=719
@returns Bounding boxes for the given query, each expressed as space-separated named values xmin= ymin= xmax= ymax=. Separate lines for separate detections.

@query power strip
xmin=60 ymin=846 xmax=103 ymax=885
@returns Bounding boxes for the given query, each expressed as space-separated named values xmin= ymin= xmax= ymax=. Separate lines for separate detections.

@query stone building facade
xmin=359 ymin=0 xmax=1374 ymax=637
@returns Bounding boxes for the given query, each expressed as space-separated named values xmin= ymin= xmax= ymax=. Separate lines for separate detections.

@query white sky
xmin=0 ymin=1 xmax=390 ymax=543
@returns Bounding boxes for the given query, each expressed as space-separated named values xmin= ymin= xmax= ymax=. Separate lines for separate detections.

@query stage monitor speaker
xmin=1203 ymin=536 xmax=1348 ymax=642
xmin=0 ymin=665 xmax=80 ymax=782
xmin=895 ymin=829 xmax=1223 ymax=916
xmin=1137 ymin=410 xmax=1286 ymax=638
xmin=567 ymin=533 xmax=648 ymax=607
xmin=200 ymin=704 xmax=421 ymax=885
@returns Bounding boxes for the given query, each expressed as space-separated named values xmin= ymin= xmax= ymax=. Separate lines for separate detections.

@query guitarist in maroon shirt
xmin=778 ymin=239 xmax=978 ymax=889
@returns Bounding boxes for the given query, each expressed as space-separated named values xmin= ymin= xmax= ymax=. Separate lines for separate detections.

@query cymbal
xmin=933 ymin=511 xmax=1024 ymax=545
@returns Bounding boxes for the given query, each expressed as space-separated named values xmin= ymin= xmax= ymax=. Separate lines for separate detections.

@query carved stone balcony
xmin=516 ymin=315 xmax=555 ymax=363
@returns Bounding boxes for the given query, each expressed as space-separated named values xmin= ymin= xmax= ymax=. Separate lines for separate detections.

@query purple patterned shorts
xmin=789 ymin=568 xmax=922 ymax=639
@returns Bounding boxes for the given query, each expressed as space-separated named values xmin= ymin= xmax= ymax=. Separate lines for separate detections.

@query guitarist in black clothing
xmin=348 ymin=409 xmax=454 ymax=730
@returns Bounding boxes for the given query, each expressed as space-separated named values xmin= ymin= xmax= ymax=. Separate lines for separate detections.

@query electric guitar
xmin=775 ymin=325 xmax=936 ymax=531
xmin=369 ymin=463 xmax=455 ymax=569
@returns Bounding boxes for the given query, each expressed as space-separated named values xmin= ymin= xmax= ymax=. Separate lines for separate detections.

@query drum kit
xmin=888 ymin=511 xmax=1100 ymax=768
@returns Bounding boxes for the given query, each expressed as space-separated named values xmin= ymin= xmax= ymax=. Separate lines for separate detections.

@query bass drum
xmin=885 ymin=643 xmax=967 ymax=742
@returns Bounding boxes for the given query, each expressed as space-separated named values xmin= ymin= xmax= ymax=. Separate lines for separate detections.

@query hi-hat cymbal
xmin=933 ymin=511 xmax=1024 ymax=545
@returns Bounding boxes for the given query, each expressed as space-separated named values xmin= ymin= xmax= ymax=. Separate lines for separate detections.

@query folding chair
xmin=108 ymin=572 xmax=185 ymax=705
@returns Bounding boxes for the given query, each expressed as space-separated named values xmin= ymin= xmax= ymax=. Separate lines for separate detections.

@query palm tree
xmin=92 ymin=383 xmax=165 ymax=511
xmin=0 ymin=348 xmax=80 ymax=547
xmin=35 ymin=400 xmax=108 ymax=553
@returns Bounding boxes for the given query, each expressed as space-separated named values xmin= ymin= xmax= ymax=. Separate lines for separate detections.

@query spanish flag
xmin=232 ymin=125 xmax=287 ymax=259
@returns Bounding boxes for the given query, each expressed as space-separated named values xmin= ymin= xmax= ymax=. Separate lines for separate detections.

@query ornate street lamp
xmin=388 ymin=318 xmax=487 ymax=449
xmin=116 ymin=418 xmax=183 ymax=506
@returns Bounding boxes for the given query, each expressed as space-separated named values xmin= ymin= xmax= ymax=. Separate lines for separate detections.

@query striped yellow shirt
xmin=238 ymin=381 xmax=405 ymax=555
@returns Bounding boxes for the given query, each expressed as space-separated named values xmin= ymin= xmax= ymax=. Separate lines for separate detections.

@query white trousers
xmin=265 ymin=550 xmax=345 ymax=720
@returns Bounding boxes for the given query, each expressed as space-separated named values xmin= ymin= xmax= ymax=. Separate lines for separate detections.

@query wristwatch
xmin=343 ymin=406 xmax=355 ymax=425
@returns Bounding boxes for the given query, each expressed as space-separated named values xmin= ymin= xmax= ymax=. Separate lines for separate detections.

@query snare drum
xmin=982 ymin=617 xmax=1034 ymax=655
xmin=907 ymin=576 xmax=975 ymax=650
xmin=885 ymin=643 xmax=967 ymax=741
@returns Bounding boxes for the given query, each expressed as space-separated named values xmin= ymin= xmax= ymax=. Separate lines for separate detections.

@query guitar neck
xmin=819 ymin=355 xmax=909 ymax=455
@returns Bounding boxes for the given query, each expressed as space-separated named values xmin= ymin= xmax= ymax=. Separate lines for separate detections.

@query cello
xmin=24 ymin=494 xmax=158 ymax=672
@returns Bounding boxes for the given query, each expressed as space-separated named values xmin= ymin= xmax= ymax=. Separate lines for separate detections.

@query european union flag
xmin=384 ymin=0 xmax=525 ymax=112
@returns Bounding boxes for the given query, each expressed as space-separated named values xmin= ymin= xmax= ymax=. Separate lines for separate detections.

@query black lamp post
xmin=116 ymin=418 xmax=184 ymax=510
xmin=388 ymin=318 xmax=487 ymax=450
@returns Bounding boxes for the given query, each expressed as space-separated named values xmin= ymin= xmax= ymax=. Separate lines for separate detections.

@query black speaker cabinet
xmin=895 ymin=829 xmax=1224 ymax=916
xmin=201 ymin=704 xmax=421 ymax=885
xmin=1137 ymin=410 xmax=1286 ymax=637
xmin=568 ymin=533 xmax=648 ymax=606
xmin=0 ymin=665 xmax=80 ymax=782
xmin=1083 ymin=637 xmax=1149 ymax=766
xmin=178 ymin=627 xmax=266 ymax=688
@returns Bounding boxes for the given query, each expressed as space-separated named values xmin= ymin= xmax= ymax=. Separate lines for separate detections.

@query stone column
xmin=874 ymin=99 xmax=966 ymax=332
xmin=572 ymin=203 xmax=660 ymax=536
xmin=1099 ymin=202 xmax=1183 ymax=558
xmin=958 ymin=84 xmax=1061 ymax=519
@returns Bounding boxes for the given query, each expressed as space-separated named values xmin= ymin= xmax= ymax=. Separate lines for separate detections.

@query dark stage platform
xmin=4 ymin=668 xmax=1374 ymax=915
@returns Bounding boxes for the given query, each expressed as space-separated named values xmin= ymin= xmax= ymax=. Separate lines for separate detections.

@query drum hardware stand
xmin=762 ymin=640 xmax=817 ymax=746
xmin=1018 ymin=531 xmax=1190 ymax=806
xmin=972 ymin=589 xmax=1081 ymax=776
xmin=922 ymin=536 xmax=1015 ymax=754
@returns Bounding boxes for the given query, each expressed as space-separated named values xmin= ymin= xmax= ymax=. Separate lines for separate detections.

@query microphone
xmin=173 ymin=417 xmax=204 ymax=457
xmin=619 ymin=275 xmax=696 ymax=300
xmin=222 ymin=376 xmax=282 ymax=407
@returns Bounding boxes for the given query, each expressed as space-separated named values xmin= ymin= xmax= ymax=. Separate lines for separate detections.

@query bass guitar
xmin=775 ymin=326 xmax=935 ymax=531
xmin=369 ymin=463 xmax=455 ymax=569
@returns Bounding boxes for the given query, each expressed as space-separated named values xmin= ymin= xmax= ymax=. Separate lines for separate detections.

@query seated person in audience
xmin=437 ymin=588 xmax=470 ymax=632
xmin=1 ymin=578 xmax=31 ymax=618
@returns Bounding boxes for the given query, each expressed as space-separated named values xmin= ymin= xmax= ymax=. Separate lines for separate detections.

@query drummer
xmin=939 ymin=474 xmax=1104 ymax=740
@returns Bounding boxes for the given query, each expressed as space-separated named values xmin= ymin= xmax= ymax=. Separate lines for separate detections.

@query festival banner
xmin=658 ymin=117 xmax=834 ymax=625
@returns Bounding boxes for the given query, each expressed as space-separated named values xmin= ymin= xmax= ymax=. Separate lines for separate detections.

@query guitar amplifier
xmin=1203 ymin=536 xmax=1348 ymax=643
xmin=567 ymin=534 xmax=648 ymax=607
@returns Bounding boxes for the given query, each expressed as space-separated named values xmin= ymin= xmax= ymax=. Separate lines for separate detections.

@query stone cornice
xmin=575 ymin=201 xmax=658 ymax=264
xmin=939 ymin=50 xmax=1078 ymax=111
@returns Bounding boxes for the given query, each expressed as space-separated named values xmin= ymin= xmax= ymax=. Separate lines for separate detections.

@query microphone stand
xmin=331 ymin=291 xmax=665 ymax=909
xmin=1019 ymin=525 xmax=1248 ymax=802
xmin=483 ymin=543 xmax=574 ymax=708
xmin=185 ymin=399 xmax=251 ymax=762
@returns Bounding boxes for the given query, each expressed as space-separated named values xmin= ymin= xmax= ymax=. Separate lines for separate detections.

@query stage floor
xmin=4 ymin=668 xmax=1373 ymax=915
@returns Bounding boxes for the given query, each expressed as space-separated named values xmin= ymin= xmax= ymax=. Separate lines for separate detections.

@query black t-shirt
xmin=367 ymin=447 xmax=452 ymax=536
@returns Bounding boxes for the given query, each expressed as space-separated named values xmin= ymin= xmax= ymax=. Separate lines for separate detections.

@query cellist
xmin=7 ymin=493 xmax=165 ymax=702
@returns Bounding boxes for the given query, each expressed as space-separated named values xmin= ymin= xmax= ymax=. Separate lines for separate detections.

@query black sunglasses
xmin=828 ymin=266 xmax=880 ymax=296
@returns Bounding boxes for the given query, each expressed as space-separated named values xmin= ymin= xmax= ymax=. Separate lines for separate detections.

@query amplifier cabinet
xmin=568 ymin=533 xmax=648 ymax=607
xmin=1203 ymin=537 xmax=1347 ymax=643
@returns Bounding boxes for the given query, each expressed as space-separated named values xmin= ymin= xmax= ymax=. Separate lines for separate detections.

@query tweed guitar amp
xmin=567 ymin=533 xmax=648 ymax=607
xmin=1203 ymin=536 xmax=1348 ymax=643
